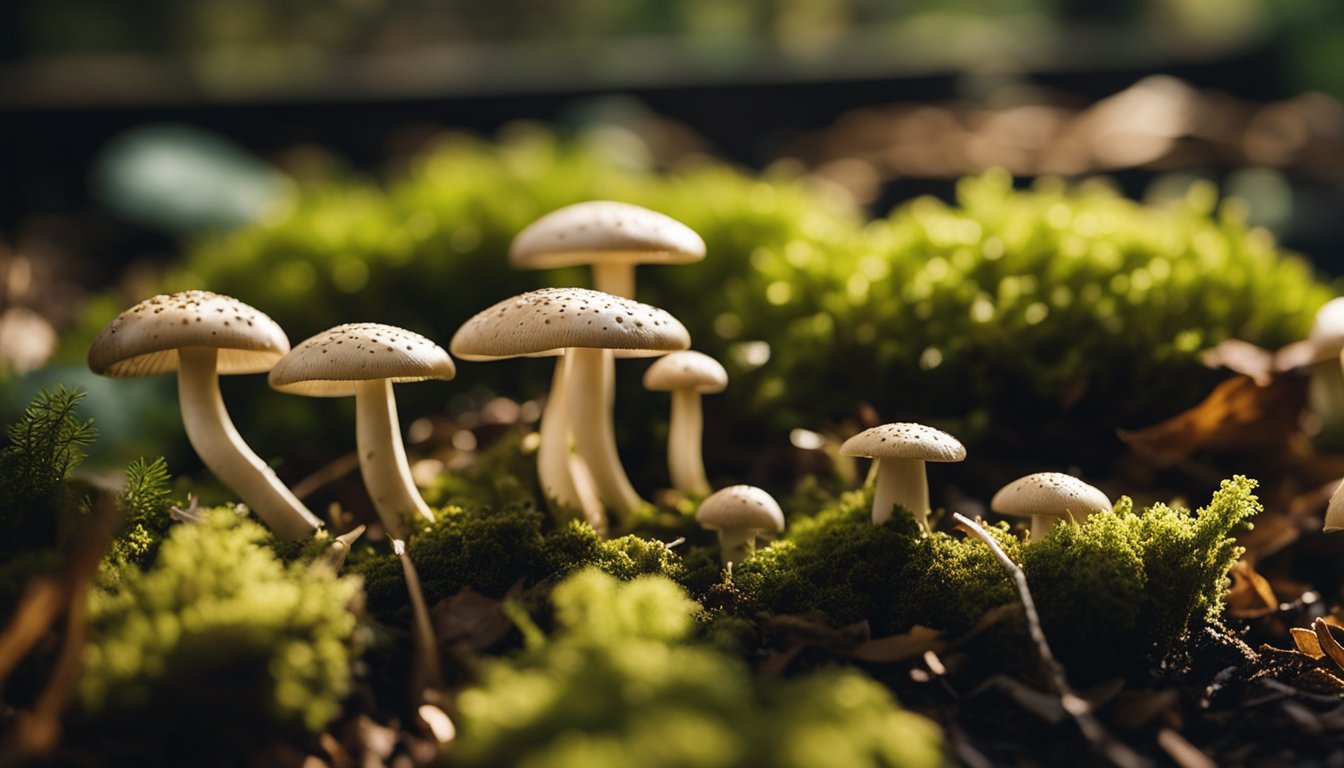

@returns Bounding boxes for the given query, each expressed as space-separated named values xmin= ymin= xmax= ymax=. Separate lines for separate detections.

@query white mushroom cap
xmin=839 ymin=423 xmax=966 ymax=462
xmin=268 ymin=323 xmax=456 ymax=397
xmin=510 ymin=201 xmax=706 ymax=271
xmin=88 ymin=290 xmax=289 ymax=377
xmin=696 ymin=485 xmax=785 ymax=533
xmin=1310 ymin=298 xmax=1344 ymax=363
xmin=643 ymin=350 xmax=728 ymax=394
xmin=990 ymin=472 xmax=1112 ymax=521
xmin=450 ymin=287 xmax=689 ymax=361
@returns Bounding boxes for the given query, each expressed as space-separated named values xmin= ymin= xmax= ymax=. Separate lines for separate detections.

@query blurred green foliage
xmin=455 ymin=568 xmax=947 ymax=768
xmin=82 ymin=509 xmax=361 ymax=739
xmin=156 ymin=130 xmax=1329 ymax=473
xmin=735 ymin=476 xmax=1259 ymax=677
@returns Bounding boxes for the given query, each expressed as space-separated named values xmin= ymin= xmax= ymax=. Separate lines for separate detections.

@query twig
xmin=394 ymin=539 xmax=443 ymax=697
xmin=953 ymin=513 xmax=1151 ymax=768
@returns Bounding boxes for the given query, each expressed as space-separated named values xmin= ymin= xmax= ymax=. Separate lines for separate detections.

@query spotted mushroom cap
xmin=88 ymin=290 xmax=289 ymax=377
xmin=643 ymin=350 xmax=728 ymax=394
xmin=990 ymin=472 xmax=1112 ymax=520
xmin=450 ymin=287 xmax=690 ymax=361
xmin=696 ymin=485 xmax=785 ymax=533
xmin=268 ymin=323 xmax=456 ymax=397
xmin=1309 ymin=297 xmax=1344 ymax=363
xmin=510 ymin=201 xmax=706 ymax=271
xmin=839 ymin=423 xmax=966 ymax=462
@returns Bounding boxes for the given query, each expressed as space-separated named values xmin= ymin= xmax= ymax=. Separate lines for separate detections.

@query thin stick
xmin=953 ymin=513 xmax=1150 ymax=768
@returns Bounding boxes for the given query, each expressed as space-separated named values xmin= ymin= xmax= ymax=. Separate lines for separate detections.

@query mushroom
xmin=1324 ymin=479 xmax=1344 ymax=533
xmin=642 ymin=350 xmax=727 ymax=496
xmin=451 ymin=287 xmax=689 ymax=527
xmin=268 ymin=323 xmax=455 ymax=540
xmin=991 ymin=472 xmax=1112 ymax=540
xmin=695 ymin=485 xmax=785 ymax=566
xmin=1307 ymin=298 xmax=1344 ymax=436
xmin=88 ymin=290 xmax=321 ymax=541
xmin=510 ymin=201 xmax=706 ymax=300
xmin=839 ymin=423 xmax=966 ymax=529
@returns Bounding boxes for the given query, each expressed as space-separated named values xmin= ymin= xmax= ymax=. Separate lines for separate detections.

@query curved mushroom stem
xmin=1310 ymin=358 xmax=1344 ymax=435
xmin=591 ymin=263 xmax=637 ymax=300
xmin=177 ymin=346 xmax=321 ymax=541
xmin=716 ymin=528 xmax=756 ymax=566
xmin=355 ymin=378 xmax=435 ymax=540
xmin=872 ymin=457 xmax=929 ymax=529
xmin=568 ymin=347 xmax=644 ymax=522
xmin=667 ymin=388 xmax=710 ymax=496
xmin=538 ymin=356 xmax=607 ymax=533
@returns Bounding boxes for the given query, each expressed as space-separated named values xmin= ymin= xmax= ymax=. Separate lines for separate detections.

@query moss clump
xmin=81 ymin=509 xmax=361 ymax=740
xmin=1023 ymin=476 xmax=1260 ymax=672
xmin=355 ymin=505 xmax=687 ymax=622
xmin=735 ymin=490 xmax=1018 ymax=636
xmin=736 ymin=478 xmax=1259 ymax=677
xmin=455 ymin=568 xmax=945 ymax=768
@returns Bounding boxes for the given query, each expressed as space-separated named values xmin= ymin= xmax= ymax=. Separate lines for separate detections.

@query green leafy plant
xmin=81 ymin=509 xmax=361 ymax=745
xmin=455 ymin=568 xmax=946 ymax=768
xmin=103 ymin=456 xmax=176 ymax=572
xmin=0 ymin=386 xmax=96 ymax=550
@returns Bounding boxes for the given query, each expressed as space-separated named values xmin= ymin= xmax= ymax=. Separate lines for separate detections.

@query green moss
xmin=735 ymin=478 xmax=1259 ymax=677
xmin=0 ymin=386 xmax=96 ymax=553
xmin=81 ymin=509 xmax=360 ymax=738
xmin=455 ymin=568 xmax=946 ymax=768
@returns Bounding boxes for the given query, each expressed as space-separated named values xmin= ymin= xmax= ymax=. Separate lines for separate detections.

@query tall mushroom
xmin=510 ymin=202 xmax=706 ymax=507
xmin=839 ymin=423 xmax=965 ymax=529
xmin=695 ymin=485 xmax=785 ymax=566
xmin=88 ymin=290 xmax=321 ymax=540
xmin=991 ymin=472 xmax=1112 ymax=541
xmin=451 ymin=287 xmax=689 ymax=527
xmin=268 ymin=323 xmax=455 ymax=540
xmin=643 ymin=350 xmax=727 ymax=496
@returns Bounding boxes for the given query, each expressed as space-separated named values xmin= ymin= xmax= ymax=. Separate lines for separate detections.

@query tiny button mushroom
xmin=990 ymin=472 xmax=1112 ymax=541
xmin=643 ymin=350 xmax=727 ymax=497
xmin=88 ymin=290 xmax=321 ymax=541
xmin=839 ymin=423 xmax=965 ymax=529
xmin=269 ymin=323 xmax=455 ymax=540
xmin=695 ymin=485 xmax=785 ymax=566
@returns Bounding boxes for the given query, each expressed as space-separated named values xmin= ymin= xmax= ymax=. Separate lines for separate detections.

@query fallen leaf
xmin=1225 ymin=561 xmax=1278 ymax=619
xmin=1312 ymin=618 xmax=1344 ymax=671
xmin=1118 ymin=374 xmax=1305 ymax=466
xmin=1291 ymin=627 xmax=1325 ymax=659
xmin=850 ymin=625 xmax=945 ymax=663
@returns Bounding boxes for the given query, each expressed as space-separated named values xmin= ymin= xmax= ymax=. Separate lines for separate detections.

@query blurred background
xmin=2 ymin=0 xmax=1344 ymax=510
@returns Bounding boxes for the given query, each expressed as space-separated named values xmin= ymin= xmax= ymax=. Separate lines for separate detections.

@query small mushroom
xmin=268 ymin=323 xmax=455 ymax=540
xmin=839 ymin=423 xmax=965 ymax=529
xmin=88 ymin=290 xmax=321 ymax=541
xmin=695 ymin=484 xmax=785 ymax=565
xmin=510 ymin=201 xmax=706 ymax=300
xmin=643 ymin=350 xmax=727 ymax=496
xmin=991 ymin=472 xmax=1112 ymax=540
xmin=1307 ymin=298 xmax=1344 ymax=435
xmin=1325 ymin=479 xmax=1344 ymax=532
xmin=452 ymin=287 xmax=689 ymax=528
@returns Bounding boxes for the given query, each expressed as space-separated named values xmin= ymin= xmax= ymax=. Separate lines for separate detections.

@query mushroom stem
xmin=1030 ymin=515 xmax=1057 ymax=541
xmin=538 ymin=355 xmax=607 ymax=533
xmin=872 ymin=457 xmax=929 ymax=528
xmin=355 ymin=378 xmax=435 ymax=540
xmin=1310 ymin=358 xmax=1344 ymax=434
xmin=591 ymin=263 xmax=637 ymax=299
xmin=567 ymin=347 xmax=644 ymax=521
xmin=667 ymin=388 xmax=710 ymax=496
xmin=716 ymin=528 xmax=755 ymax=566
xmin=177 ymin=346 xmax=321 ymax=541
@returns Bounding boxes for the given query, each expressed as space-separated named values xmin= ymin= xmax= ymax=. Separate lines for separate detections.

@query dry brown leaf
xmin=1118 ymin=374 xmax=1305 ymax=466
xmin=1313 ymin=618 xmax=1344 ymax=672
xmin=850 ymin=625 xmax=945 ymax=663
xmin=1225 ymin=561 xmax=1278 ymax=619
xmin=1237 ymin=514 xmax=1301 ymax=561
xmin=1291 ymin=627 xmax=1326 ymax=659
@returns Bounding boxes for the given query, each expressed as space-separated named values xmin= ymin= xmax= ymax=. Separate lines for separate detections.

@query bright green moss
xmin=81 ymin=509 xmax=360 ymax=737
xmin=736 ymin=478 xmax=1259 ymax=677
xmin=455 ymin=568 xmax=946 ymax=768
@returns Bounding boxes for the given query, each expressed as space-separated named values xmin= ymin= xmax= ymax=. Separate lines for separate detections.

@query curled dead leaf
xmin=1291 ymin=627 xmax=1326 ymax=659
xmin=1312 ymin=618 xmax=1344 ymax=672
xmin=1225 ymin=561 xmax=1278 ymax=619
